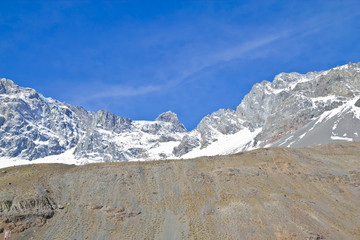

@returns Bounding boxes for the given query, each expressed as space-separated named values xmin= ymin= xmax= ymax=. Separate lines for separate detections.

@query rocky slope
xmin=0 ymin=142 xmax=360 ymax=239
xmin=1 ymin=62 xmax=360 ymax=166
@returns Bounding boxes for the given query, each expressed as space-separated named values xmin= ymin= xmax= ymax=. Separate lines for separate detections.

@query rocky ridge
xmin=176 ymin=62 xmax=360 ymax=158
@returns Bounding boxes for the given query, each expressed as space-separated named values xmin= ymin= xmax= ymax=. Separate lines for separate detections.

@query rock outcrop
xmin=0 ymin=196 xmax=57 ymax=233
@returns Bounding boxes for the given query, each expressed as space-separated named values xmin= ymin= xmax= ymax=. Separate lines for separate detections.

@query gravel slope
xmin=0 ymin=142 xmax=360 ymax=239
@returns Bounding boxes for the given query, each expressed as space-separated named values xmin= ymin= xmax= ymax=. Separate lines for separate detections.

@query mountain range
xmin=1 ymin=62 xmax=360 ymax=167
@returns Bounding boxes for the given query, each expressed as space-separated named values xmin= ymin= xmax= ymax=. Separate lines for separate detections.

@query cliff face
xmin=1 ymin=142 xmax=360 ymax=239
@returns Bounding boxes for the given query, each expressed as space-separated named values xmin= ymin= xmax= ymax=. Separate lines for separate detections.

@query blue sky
xmin=0 ymin=0 xmax=359 ymax=129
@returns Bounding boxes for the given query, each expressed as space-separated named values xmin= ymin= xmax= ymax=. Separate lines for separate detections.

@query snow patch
xmin=330 ymin=136 xmax=353 ymax=141
xmin=183 ymin=128 xmax=262 ymax=159
xmin=0 ymin=148 xmax=77 ymax=169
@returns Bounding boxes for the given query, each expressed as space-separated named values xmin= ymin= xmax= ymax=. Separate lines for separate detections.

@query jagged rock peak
xmin=0 ymin=78 xmax=11 ymax=85
xmin=95 ymin=110 xmax=132 ymax=133
xmin=0 ymin=78 xmax=42 ymax=99
xmin=155 ymin=111 xmax=178 ymax=122
xmin=156 ymin=111 xmax=187 ymax=132
xmin=0 ymin=78 xmax=18 ymax=94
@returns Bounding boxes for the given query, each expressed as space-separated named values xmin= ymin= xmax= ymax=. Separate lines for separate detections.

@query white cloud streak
xmin=85 ymin=84 xmax=162 ymax=99
xmin=76 ymin=8 xmax=359 ymax=103
xmin=77 ymin=33 xmax=284 ymax=103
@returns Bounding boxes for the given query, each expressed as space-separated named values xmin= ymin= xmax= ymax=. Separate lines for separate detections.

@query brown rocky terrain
xmin=0 ymin=142 xmax=360 ymax=239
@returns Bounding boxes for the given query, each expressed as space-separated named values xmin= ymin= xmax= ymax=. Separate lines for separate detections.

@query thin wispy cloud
xmin=67 ymin=3 xmax=360 ymax=111
xmin=291 ymin=9 xmax=360 ymax=39
xmin=72 ymin=28 xmax=306 ymax=104
xmin=80 ymin=84 xmax=162 ymax=101
xmin=211 ymin=34 xmax=285 ymax=63
xmin=76 ymin=33 xmax=285 ymax=104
